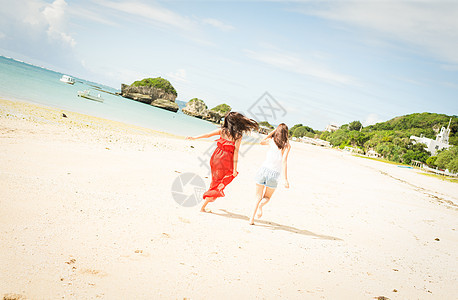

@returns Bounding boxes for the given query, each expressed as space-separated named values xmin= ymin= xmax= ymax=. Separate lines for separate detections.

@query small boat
xmin=77 ymin=90 xmax=104 ymax=103
xmin=60 ymin=75 xmax=75 ymax=85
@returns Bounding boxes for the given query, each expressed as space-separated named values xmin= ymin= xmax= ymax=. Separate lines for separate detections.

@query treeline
xmin=278 ymin=113 xmax=458 ymax=172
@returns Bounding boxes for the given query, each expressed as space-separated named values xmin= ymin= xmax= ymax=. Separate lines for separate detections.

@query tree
xmin=292 ymin=125 xmax=314 ymax=138
xmin=292 ymin=127 xmax=309 ymax=138
xmin=426 ymin=156 xmax=437 ymax=167
xmin=328 ymin=129 xmax=350 ymax=147
xmin=402 ymin=143 xmax=429 ymax=164
xmin=436 ymin=146 xmax=458 ymax=170
xmin=447 ymin=157 xmax=458 ymax=173
xmin=289 ymin=124 xmax=303 ymax=136
xmin=348 ymin=120 xmax=362 ymax=131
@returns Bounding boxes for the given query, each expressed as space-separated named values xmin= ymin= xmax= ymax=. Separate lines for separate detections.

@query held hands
xmin=185 ymin=136 xmax=195 ymax=140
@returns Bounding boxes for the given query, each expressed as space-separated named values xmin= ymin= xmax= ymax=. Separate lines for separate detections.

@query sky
xmin=0 ymin=0 xmax=457 ymax=130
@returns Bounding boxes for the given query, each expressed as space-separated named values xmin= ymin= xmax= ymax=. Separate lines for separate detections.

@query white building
xmin=410 ymin=119 xmax=452 ymax=156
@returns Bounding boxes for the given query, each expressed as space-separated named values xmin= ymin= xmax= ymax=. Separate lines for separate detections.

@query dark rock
xmin=203 ymin=109 xmax=225 ymax=124
xmin=62 ymin=113 xmax=67 ymax=118
xmin=182 ymin=98 xmax=207 ymax=118
xmin=120 ymin=84 xmax=178 ymax=112
xmin=182 ymin=98 xmax=226 ymax=124
xmin=151 ymin=99 xmax=179 ymax=112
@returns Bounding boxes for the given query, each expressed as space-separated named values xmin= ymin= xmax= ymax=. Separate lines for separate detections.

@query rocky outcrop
xmin=121 ymin=84 xmax=178 ymax=112
xmin=182 ymin=98 xmax=228 ymax=124
xmin=182 ymin=98 xmax=207 ymax=118
xmin=204 ymin=110 xmax=225 ymax=123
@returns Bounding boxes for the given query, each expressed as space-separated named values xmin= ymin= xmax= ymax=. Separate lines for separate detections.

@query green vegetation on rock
xmin=131 ymin=77 xmax=177 ymax=96
xmin=188 ymin=98 xmax=207 ymax=109
xmin=211 ymin=104 xmax=231 ymax=115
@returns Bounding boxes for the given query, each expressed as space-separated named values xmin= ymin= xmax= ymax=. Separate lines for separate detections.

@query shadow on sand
xmin=211 ymin=209 xmax=342 ymax=241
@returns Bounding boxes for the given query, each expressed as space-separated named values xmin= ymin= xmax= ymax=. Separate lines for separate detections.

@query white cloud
xmin=0 ymin=0 xmax=75 ymax=48
xmin=202 ymin=18 xmax=235 ymax=31
xmin=69 ymin=6 xmax=118 ymax=27
xmin=244 ymin=49 xmax=357 ymax=85
xmin=167 ymin=69 xmax=188 ymax=83
xmin=295 ymin=1 xmax=458 ymax=64
xmin=96 ymin=0 xmax=197 ymax=32
xmin=42 ymin=0 xmax=76 ymax=47
xmin=364 ymin=113 xmax=383 ymax=126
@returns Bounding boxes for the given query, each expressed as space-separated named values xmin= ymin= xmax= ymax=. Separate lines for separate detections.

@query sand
xmin=0 ymin=98 xmax=457 ymax=299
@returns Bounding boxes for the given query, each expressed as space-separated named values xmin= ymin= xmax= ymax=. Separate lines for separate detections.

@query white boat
xmin=77 ymin=90 xmax=104 ymax=103
xmin=60 ymin=75 xmax=75 ymax=85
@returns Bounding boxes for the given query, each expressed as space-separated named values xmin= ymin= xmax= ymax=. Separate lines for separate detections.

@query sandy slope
xmin=0 ymin=99 xmax=457 ymax=299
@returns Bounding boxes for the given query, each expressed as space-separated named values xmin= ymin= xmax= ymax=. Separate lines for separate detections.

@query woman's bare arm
xmin=260 ymin=128 xmax=276 ymax=145
xmin=232 ymin=138 xmax=242 ymax=177
xmin=186 ymin=128 xmax=221 ymax=140
xmin=282 ymin=143 xmax=291 ymax=188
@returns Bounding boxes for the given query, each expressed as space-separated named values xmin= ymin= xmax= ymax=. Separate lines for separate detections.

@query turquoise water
xmin=0 ymin=56 xmax=217 ymax=136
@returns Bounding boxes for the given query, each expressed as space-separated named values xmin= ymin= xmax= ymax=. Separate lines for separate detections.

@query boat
xmin=60 ymin=75 xmax=75 ymax=85
xmin=77 ymin=90 xmax=104 ymax=103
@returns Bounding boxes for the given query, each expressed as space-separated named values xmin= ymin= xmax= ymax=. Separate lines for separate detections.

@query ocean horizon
xmin=0 ymin=55 xmax=218 ymax=136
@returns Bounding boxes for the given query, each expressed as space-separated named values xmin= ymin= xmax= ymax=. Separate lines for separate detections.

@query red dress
xmin=203 ymin=138 xmax=236 ymax=201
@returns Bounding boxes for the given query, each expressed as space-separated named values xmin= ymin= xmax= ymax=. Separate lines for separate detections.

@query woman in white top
xmin=250 ymin=123 xmax=291 ymax=225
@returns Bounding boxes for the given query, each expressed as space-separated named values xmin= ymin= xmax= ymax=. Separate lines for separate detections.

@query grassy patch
xmin=353 ymin=154 xmax=411 ymax=166
xmin=418 ymin=172 xmax=458 ymax=183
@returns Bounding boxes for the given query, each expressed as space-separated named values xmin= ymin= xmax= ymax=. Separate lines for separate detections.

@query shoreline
xmin=0 ymin=97 xmax=182 ymax=139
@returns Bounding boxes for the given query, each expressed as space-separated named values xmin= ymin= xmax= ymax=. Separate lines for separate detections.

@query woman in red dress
xmin=187 ymin=112 xmax=258 ymax=212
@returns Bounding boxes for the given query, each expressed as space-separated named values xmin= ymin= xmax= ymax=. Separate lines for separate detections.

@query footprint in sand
xmin=179 ymin=217 xmax=191 ymax=224
xmin=80 ymin=268 xmax=108 ymax=278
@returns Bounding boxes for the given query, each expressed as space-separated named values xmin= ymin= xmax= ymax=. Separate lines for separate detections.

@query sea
xmin=0 ymin=55 xmax=218 ymax=136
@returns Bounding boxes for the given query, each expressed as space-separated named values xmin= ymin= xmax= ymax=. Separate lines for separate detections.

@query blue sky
xmin=0 ymin=0 xmax=457 ymax=130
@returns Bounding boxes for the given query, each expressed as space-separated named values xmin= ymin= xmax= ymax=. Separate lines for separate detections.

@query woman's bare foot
xmin=200 ymin=208 xmax=212 ymax=213
xmin=249 ymin=218 xmax=255 ymax=225
xmin=200 ymin=198 xmax=213 ymax=212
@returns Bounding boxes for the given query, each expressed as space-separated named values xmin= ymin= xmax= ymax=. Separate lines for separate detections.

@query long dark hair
xmin=273 ymin=123 xmax=289 ymax=150
xmin=221 ymin=112 xmax=259 ymax=141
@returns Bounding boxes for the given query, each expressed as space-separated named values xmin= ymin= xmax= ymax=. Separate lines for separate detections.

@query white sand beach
xmin=0 ymin=98 xmax=457 ymax=299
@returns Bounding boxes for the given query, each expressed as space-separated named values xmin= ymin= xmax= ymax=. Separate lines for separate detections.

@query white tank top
xmin=262 ymin=140 xmax=283 ymax=173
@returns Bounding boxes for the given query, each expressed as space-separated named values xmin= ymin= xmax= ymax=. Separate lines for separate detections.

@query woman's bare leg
xmin=249 ymin=184 xmax=265 ymax=225
xmin=200 ymin=197 xmax=214 ymax=212
xmin=257 ymin=187 xmax=276 ymax=218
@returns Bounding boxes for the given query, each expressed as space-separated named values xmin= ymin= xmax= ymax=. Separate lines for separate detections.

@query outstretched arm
xmin=282 ymin=144 xmax=291 ymax=188
xmin=186 ymin=128 xmax=221 ymax=140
